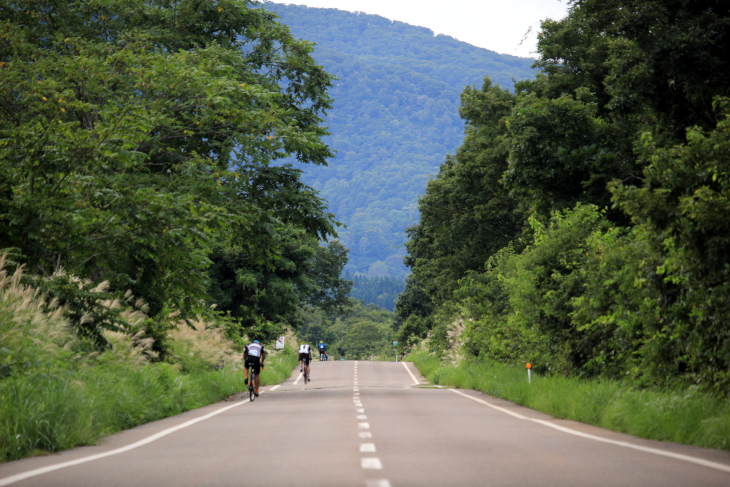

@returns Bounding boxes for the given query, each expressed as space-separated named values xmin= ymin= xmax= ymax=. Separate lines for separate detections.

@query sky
xmin=264 ymin=0 xmax=571 ymax=58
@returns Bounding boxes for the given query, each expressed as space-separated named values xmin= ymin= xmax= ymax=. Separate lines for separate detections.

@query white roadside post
xmin=526 ymin=363 xmax=532 ymax=383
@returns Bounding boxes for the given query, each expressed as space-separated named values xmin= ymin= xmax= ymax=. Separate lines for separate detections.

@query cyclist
xmin=299 ymin=343 xmax=312 ymax=382
xmin=323 ymin=351 xmax=328 ymax=361
xmin=318 ymin=340 xmax=326 ymax=360
xmin=244 ymin=340 xmax=266 ymax=397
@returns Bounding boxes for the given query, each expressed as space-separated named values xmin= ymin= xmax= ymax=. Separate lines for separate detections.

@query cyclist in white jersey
xmin=299 ymin=343 xmax=312 ymax=381
xmin=244 ymin=340 xmax=266 ymax=396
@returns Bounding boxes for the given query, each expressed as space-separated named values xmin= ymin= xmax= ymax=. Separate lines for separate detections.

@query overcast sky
xmin=264 ymin=0 xmax=571 ymax=58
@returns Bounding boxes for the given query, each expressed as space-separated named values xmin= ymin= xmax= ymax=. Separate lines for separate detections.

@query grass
xmin=0 ymin=345 xmax=299 ymax=462
xmin=408 ymin=350 xmax=730 ymax=451
xmin=0 ymin=258 xmax=300 ymax=463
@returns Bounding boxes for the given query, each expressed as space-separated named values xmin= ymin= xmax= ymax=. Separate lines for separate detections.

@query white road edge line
xmin=449 ymin=389 xmax=730 ymax=474
xmin=293 ymin=372 xmax=303 ymax=385
xmin=402 ymin=361 xmax=420 ymax=385
xmin=0 ymin=396 xmax=255 ymax=487
xmin=365 ymin=480 xmax=391 ymax=487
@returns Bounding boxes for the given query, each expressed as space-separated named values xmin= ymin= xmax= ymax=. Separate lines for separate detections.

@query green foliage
xmin=207 ymin=235 xmax=352 ymax=341
xmin=611 ymin=100 xmax=730 ymax=391
xmin=403 ymin=79 xmax=523 ymax=306
xmin=0 ymin=0 xmax=336 ymax=340
xmin=297 ymin=299 xmax=394 ymax=360
xmin=458 ymin=205 xmax=609 ymax=374
xmin=0 ymin=258 xmax=299 ymax=462
xmin=400 ymin=0 xmax=730 ymax=392
xmin=393 ymin=274 xmax=435 ymax=342
xmin=346 ymin=273 xmax=404 ymax=312
xmin=264 ymin=2 xmax=536 ymax=278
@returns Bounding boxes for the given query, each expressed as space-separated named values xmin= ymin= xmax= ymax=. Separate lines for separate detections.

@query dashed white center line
xmin=366 ymin=480 xmax=391 ymax=487
xmin=353 ymin=365 xmax=390 ymax=487
xmin=360 ymin=443 xmax=376 ymax=453
xmin=361 ymin=458 xmax=383 ymax=469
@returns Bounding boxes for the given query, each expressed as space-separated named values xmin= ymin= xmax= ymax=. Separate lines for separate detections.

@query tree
xmin=306 ymin=240 xmax=353 ymax=314
xmin=0 ymin=0 xmax=336 ymax=335
xmin=611 ymin=99 xmax=730 ymax=390
xmin=207 ymin=234 xmax=351 ymax=340
xmin=403 ymin=78 xmax=522 ymax=306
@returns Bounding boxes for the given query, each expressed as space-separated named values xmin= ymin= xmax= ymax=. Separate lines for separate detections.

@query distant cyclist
xmin=299 ymin=343 xmax=312 ymax=382
xmin=318 ymin=341 xmax=326 ymax=360
xmin=323 ymin=351 xmax=328 ymax=361
xmin=244 ymin=340 xmax=266 ymax=397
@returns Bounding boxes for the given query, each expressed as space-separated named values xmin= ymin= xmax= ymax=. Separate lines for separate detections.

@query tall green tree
xmin=0 ymin=0 xmax=335 ymax=334
xmin=402 ymin=79 xmax=522 ymax=307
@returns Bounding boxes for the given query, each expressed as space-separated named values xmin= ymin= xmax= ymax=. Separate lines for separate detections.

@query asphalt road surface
xmin=2 ymin=360 xmax=730 ymax=486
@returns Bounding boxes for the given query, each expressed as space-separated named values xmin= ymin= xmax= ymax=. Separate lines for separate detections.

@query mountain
xmin=263 ymin=2 xmax=535 ymax=279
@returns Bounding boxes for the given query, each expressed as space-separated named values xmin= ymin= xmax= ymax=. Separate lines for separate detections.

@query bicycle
xmin=303 ymin=360 xmax=309 ymax=383
xmin=247 ymin=366 xmax=257 ymax=401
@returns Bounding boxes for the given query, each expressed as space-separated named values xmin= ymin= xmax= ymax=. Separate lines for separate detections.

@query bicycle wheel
xmin=303 ymin=364 xmax=308 ymax=383
xmin=249 ymin=372 xmax=256 ymax=401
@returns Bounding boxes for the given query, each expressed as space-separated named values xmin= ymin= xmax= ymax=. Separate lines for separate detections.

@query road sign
xmin=393 ymin=341 xmax=398 ymax=346
xmin=276 ymin=336 xmax=285 ymax=349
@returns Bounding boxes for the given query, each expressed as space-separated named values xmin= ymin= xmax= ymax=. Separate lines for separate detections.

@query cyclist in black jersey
xmin=244 ymin=340 xmax=266 ymax=396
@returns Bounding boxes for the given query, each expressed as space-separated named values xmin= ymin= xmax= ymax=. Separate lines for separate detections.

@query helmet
xmin=320 ymin=341 xmax=324 ymax=343
xmin=253 ymin=340 xmax=259 ymax=344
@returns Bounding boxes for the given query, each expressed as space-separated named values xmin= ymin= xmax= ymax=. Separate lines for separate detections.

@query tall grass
xmin=0 ymin=259 xmax=299 ymax=462
xmin=409 ymin=350 xmax=730 ymax=451
xmin=0 ymin=351 xmax=300 ymax=462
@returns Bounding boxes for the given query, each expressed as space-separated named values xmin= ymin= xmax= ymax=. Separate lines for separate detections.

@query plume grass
xmin=0 ymin=256 xmax=299 ymax=462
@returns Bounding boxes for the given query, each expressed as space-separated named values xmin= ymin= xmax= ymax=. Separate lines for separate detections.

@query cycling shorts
xmin=299 ymin=353 xmax=310 ymax=365
xmin=245 ymin=357 xmax=261 ymax=375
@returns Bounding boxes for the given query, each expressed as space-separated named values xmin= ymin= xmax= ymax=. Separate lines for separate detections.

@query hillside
xmin=263 ymin=2 xmax=535 ymax=278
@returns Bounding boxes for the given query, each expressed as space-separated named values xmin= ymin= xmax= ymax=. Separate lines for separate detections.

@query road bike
xmin=247 ymin=366 xmax=259 ymax=401
xmin=303 ymin=360 xmax=310 ymax=383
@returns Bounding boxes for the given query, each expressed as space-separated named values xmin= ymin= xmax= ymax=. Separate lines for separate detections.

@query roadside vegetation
xmin=0 ymin=0 xmax=341 ymax=463
xmin=0 ymin=258 xmax=299 ymax=463
xmin=297 ymin=299 xmax=397 ymax=361
xmin=409 ymin=350 xmax=730 ymax=451
xmin=396 ymin=0 xmax=730 ymax=413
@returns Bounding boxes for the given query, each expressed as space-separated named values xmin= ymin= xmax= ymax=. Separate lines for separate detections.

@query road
xmin=1 ymin=360 xmax=730 ymax=486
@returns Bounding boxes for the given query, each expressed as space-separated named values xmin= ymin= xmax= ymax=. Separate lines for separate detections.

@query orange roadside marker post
xmin=526 ymin=363 xmax=532 ymax=383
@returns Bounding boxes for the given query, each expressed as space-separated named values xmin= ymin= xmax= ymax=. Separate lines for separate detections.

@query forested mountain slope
xmin=263 ymin=2 xmax=535 ymax=278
